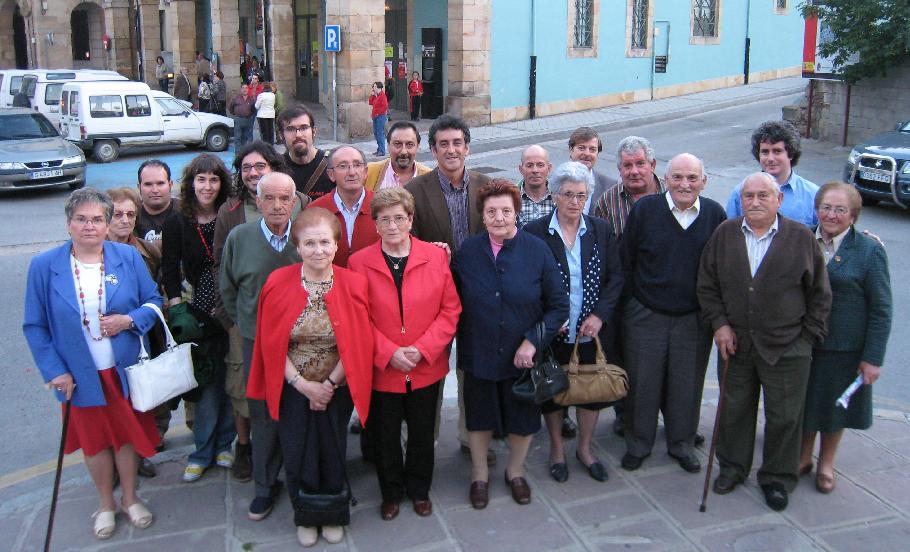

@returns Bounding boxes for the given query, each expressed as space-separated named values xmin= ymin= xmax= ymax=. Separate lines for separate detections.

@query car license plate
xmin=859 ymin=170 xmax=891 ymax=183
xmin=30 ymin=169 xmax=63 ymax=180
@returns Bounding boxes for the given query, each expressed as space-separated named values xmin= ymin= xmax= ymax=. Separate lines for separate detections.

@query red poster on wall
xmin=398 ymin=62 xmax=407 ymax=79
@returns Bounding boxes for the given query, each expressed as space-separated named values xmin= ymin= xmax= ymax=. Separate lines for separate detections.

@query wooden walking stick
xmin=700 ymin=357 xmax=730 ymax=513
xmin=44 ymin=399 xmax=72 ymax=552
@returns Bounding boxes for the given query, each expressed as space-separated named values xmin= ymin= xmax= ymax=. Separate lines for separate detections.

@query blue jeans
xmin=234 ymin=116 xmax=254 ymax=148
xmin=373 ymin=114 xmax=388 ymax=155
xmin=188 ymin=367 xmax=237 ymax=466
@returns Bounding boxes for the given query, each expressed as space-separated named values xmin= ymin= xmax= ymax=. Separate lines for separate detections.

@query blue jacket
xmin=453 ymin=229 xmax=569 ymax=381
xmin=23 ymin=241 xmax=162 ymax=407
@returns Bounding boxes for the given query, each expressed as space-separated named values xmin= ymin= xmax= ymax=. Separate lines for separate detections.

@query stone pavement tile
xmin=524 ymin=459 xmax=630 ymax=506
xmin=879 ymin=437 xmax=910 ymax=459
xmin=699 ymin=522 xmax=822 ymax=552
xmin=862 ymin=418 xmax=910 ymax=444
xmin=561 ymin=492 xmax=654 ymax=528
xmin=133 ymin=458 xmax=192 ymax=491
xmin=850 ymin=463 xmax=910 ymax=512
xmin=635 ymin=470 xmax=767 ymax=530
xmin=22 ymin=494 xmax=107 ymax=551
xmin=786 ymin=475 xmax=892 ymax=529
xmin=820 ymin=519 xmax=910 ymax=552
xmin=424 ymin=456 xmax=476 ymax=512
xmin=347 ymin=501 xmax=450 ymax=551
xmin=0 ymin=512 xmax=30 ymax=550
xmin=113 ymin=527 xmax=226 ymax=552
xmin=227 ymin=480 xmax=296 ymax=544
xmin=445 ymin=500 xmax=577 ymax=552
xmin=827 ymin=432 xmax=907 ymax=473
xmin=582 ymin=517 xmax=694 ymax=552
xmin=254 ymin=535 xmax=350 ymax=552
xmin=136 ymin=480 xmax=227 ymax=537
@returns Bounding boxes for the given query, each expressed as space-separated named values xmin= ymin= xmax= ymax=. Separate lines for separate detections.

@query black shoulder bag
xmin=512 ymin=321 xmax=569 ymax=404
xmin=294 ymin=407 xmax=357 ymax=527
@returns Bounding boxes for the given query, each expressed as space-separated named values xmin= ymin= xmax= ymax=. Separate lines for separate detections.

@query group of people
xmin=228 ymin=75 xmax=285 ymax=148
xmin=24 ymin=109 xmax=892 ymax=546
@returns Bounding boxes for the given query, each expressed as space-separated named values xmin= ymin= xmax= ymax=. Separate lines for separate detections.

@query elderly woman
xmin=248 ymin=207 xmax=373 ymax=547
xmin=800 ymin=181 xmax=892 ymax=493
xmin=155 ymin=56 xmax=169 ymax=92
xmin=348 ymin=188 xmax=461 ymax=521
xmin=161 ymin=153 xmax=236 ymax=483
xmin=524 ymin=161 xmax=623 ymax=483
xmin=453 ymin=179 xmax=569 ymax=509
xmin=24 ymin=188 xmax=162 ymax=539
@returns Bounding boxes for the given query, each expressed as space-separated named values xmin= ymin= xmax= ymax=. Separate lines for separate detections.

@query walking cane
xmin=699 ymin=357 xmax=730 ymax=513
xmin=44 ymin=399 xmax=72 ymax=552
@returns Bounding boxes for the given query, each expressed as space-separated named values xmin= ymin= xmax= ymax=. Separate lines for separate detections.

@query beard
xmin=392 ymin=154 xmax=413 ymax=171
xmin=291 ymin=141 xmax=310 ymax=160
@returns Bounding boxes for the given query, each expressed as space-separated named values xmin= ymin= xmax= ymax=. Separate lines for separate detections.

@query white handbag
xmin=124 ymin=303 xmax=198 ymax=412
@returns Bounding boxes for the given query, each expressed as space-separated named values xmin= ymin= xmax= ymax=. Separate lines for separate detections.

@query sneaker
xmin=215 ymin=451 xmax=234 ymax=469
xmin=248 ymin=495 xmax=275 ymax=521
xmin=232 ymin=443 xmax=252 ymax=482
xmin=183 ymin=463 xmax=206 ymax=482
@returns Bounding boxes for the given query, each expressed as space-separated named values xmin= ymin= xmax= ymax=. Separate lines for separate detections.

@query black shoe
xmin=350 ymin=419 xmax=363 ymax=434
xmin=713 ymin=474 xmax=740 ymax=495
xmin=549 ymin=462 xmax=569 ymax=483
xmin=761 ymin=482 xmax=789 ymax=511
xmin=621 ymin=452 xmax=647 ymax=471
xmin=670 ymin=453 xmax=701 ymax=473
xmin=576 ymin=452 xmax=608 ymax=482
xmin=613 ymin=417 xmax=625 ymax=437
xmin=694 ymin=433 xmax=706 ymax=447
xmin=561 ymin=415 xmax=578 ymax=439
xmin=137 ymin=458 xmax=157 ymax=478
xmin=249 ymin=482 xmax=283 ymax=521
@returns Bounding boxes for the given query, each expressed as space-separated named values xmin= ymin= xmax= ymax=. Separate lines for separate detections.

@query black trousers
xmin=410 ymin=96 xmax=421 ymax=121
xmin=367 ymin=381 xmax=440 ymax=502
xmin=278 ymin=381 xmax=354 ymax=527
xmin=258 ymin=118 xmax=274 ymax=144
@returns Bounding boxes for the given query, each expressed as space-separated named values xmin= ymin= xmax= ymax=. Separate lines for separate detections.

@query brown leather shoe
xmin=469 ymin=480 xmax=489 ymax=509
xmin=413 ymin=499 xmax=432 ymax=517
xmin=815 ymin=472 xmax=836 ymax=494
xmin=380 ymin=501 xmax=400 ymax=520
xmin=504 ymin=471 xmax=531 ymax=505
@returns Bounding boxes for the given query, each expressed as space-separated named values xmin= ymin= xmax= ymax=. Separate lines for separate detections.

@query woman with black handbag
xmin=248 ymin=208 xmax=373 ymax=547
xmin=453 ymin=180 xmax=569 ymax=509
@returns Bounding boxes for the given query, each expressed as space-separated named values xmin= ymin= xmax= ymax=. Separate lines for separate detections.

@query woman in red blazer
xmin=248 ymin=207 xmax=373 ymax=547
xmin=348 ymin=188 xmax=461 ymax=521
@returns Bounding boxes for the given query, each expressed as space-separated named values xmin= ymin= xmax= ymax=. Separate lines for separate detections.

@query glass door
xmin=295 ymin=0 xmax=319 ymax=101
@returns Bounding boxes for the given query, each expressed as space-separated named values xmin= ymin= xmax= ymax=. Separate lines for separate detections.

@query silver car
xmin=0 ymin=108 xmax=86 ymax=191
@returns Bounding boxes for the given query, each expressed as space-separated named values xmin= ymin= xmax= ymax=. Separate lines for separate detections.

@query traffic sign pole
xmin=324 ymin=24 xmax=341 ymax=142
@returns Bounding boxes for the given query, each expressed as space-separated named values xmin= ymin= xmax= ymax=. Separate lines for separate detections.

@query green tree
xmin=802 ymin=0 xmax=910 ymax=84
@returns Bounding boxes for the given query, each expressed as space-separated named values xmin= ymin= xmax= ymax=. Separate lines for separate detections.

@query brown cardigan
xmin=696 ymin=216 xmax=832 ymax=365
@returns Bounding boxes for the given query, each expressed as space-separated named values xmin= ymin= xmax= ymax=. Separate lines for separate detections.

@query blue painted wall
xmin=412 ymin=0 xmax=448 ymax=97
xmin=490 ymin=0 xmax=804 ymax=111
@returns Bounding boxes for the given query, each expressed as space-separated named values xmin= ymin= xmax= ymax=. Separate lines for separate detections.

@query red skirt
xmin=62 ymin=368 xmax=160 ymax=458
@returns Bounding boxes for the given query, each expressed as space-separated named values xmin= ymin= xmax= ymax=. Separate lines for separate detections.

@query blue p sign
xmin=325 ymin=25 xmax=341 ymax=52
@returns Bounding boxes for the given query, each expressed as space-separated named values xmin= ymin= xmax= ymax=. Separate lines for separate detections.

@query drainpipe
xmin=743 ymin=0 xmax=751 ymax=84
xmin=529 ymin=0 xmax=536 ymax=119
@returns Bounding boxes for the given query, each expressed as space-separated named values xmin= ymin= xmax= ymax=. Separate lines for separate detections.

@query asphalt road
xmin=2 ymin=93 xmax=907 ymax=479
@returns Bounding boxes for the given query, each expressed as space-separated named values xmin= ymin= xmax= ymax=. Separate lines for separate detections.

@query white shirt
xmin=260 ymin=217 xmax=291 ymax=252
xmin=741 ymin=216 xmax=779 ymax=277
xmin=332 ymin=188 xmax=366 ymax=246
xmin=71 ymin=257 xmax=116 ymax=370
xmin=665 ymin=191 xmax=701 ymax=230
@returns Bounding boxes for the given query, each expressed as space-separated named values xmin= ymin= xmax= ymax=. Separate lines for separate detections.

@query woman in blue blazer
xmin=23 ymin=188 xmax=162 ymax=539
xmin=800 ymin=182 xmax=892 ymax=494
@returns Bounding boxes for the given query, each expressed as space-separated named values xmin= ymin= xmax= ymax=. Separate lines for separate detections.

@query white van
xmin=0 ymin=70 xmax=37 ymax=107
xmin=19 ymin=70 xmax=128 ymax=127
xmin=60 ymin=80 xmax=234 ymax=162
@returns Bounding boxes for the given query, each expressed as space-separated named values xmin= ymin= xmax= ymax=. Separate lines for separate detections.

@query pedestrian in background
xmin=211 ymin=72 xmax=227 ymax=116
xmin=247 ymin=74 xmax=264 ymax=100
xmin=254 ymin=83 xmax=276 ymax=146
xmin=198 ymin=75 xmax=212 ymax=113
xmin=229 ymin=84 xmax=256 ymax=148
xmin=156 ymin=56 xmax=169 ymax=92
xmin=173 ymin=66 xmax=192 ymax=102
xmin=408 ymin=71 xmax=423 ymax=121
xmin=272 ymin=81 xmax=285 ymax=144
xmin=369 ymin=81 xmax=389 ymax=157
xmin=195 ymin=51 xmax=211 ymax=87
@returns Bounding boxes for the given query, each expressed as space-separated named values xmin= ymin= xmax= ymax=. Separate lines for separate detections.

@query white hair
xmin=742 ymin=171 xmax=780 ymax=195
xmin=256 ymin=172 xmax=296 ymax=197
xmin=548 ymin=161 xmax=594 ymax=195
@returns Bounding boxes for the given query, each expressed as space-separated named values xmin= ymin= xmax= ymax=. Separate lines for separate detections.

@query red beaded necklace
xmin=72 ymin=248 xmax=105 ymax=341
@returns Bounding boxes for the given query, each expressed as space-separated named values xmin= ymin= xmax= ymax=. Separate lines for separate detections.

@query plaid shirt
xmin=518 ymin=179 xmax=555 ymax=227
xmin=592 ymin=173 xmax=665 ymax=239
xmin=438 ymin=169 xmax=471 ymax=251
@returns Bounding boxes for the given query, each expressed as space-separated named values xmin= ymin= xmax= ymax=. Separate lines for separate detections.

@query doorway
xmin=384 ymin=0 xmax=407 ymax=111
xmin=295 ymin=0 xmax=319 ymax=102
xmin=13 ymin=4 xmax=27 ymax=68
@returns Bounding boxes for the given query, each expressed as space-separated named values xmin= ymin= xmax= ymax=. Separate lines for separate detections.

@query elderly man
xmin=619 ymin=154 xmax=726 ymax=473
xmin=517 ymin=145 xmax=554 ymax=227
xmin=279 ymin=104 xmax=335 ymax=201
xmin=593 ymin=136 xmax=666 ymax=239
xmin=220 ymin=171 xmax=302 ymax=521
xmin=698 ymin=172 xmax=831 ymax=511
xmin=135 ymin=159 xmax=179 ymax=243
xmin=568 ymin=127 xmax=617 ymax=215
xmin=726 ymin=121 xmax=819 ymax=227
xmin=405 ymin=114 xmax=492 ymax=462
xmin=173 ymin=66 xmax=192 ymax=102
xmin=229 ymin=84 xmax=256 ymax=148
xmin=364 ymin=120 xmax=431 ymax=191
xmin=308 ymin=146 xmax=379 ymax=267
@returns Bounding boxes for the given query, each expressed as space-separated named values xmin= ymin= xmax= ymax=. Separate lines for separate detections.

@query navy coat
xmin=453 ymin=229 xmax=569 ymax=381
xmin=23 ymin=241 xmax=162 ymax=407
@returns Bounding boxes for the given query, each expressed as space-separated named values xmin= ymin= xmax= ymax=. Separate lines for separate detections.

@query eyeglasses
xmin=282 ymin=124 xmax=312 ymax=135
xmin=241 ymin=162 xmax=268 ymax=173
xmin=819 ymin=204 xmax=850 ymax=216
xmin=376 ymin=214 xmax=410 ymax=227
xmin=71 ymin=216 xmax=106 ymax=227
xmin=112 ymin=210 xmax=137 ymax=220
xmin=331 ymin=162 xmax=365 ymax=172
xmin=558 ymin=191 xmax=588 ymax=203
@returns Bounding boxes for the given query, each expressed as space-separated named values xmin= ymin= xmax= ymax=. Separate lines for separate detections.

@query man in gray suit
xmin=568 ymin=127 xmax=617 ymax=215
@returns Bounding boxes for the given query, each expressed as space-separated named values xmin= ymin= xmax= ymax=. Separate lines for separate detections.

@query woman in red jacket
xmin=248 ymin=207 xmax=373 ymax=547
xmin=408 ymin=71 xmax=423 ymax=121
xmin=348 ymin=188 xmax=461 ymax=521
xmin=369 ymin=81 xmax=389 ymax=157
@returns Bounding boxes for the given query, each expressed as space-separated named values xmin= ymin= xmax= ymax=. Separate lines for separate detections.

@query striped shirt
xmin=438 ymin=169 xmax=471 ymax=251
xmin=741 ymin=216 xmax=779 ymax=276
xmin=518 ymin=179 xmax=555 ymax=227
xmin=592 ymin=174 xmax=665 ymax=238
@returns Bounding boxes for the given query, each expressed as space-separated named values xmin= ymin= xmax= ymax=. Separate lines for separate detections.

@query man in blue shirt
xmin=725 ymin=121 xmax=819 ymax=227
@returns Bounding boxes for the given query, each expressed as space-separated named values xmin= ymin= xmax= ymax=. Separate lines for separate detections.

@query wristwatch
xmin=327 ymin=376 xmax=340 ymax=389
xmin=287 ymin=373 xmax=301 ymax=386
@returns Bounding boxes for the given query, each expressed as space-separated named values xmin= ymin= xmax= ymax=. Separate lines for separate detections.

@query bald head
xmin=665 ymin=153 xmax=706 ymax=210
xmin=330 ymin=145 xmax=366 ymax=166
xmin=519 ymin=144 xmax=552 ymax=191
xmin=741 ymin=171 xmax=783 ymax=232
xmin=256 ymin=171 xmax=295 ymax=197
xmin=666 ymin=153 xmax=705 ymax=179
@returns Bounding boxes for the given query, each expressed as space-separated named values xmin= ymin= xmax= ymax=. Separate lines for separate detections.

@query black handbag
xmin=512 ymin=322 xmax=569 ymax=404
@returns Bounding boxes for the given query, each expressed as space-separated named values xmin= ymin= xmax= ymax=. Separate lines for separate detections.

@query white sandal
xmin=124 ymin=501 xmax=154 ymax=529
xmin=92 ymin=510 xmax=116 ymax=539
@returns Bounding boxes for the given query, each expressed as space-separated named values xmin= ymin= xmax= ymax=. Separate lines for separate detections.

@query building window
xmin=777 ymin=0 xmax=787 ymax=8
xmin=631 ymin=0 xmax=648 ymax=50
xmin=567 ymin=0 xmax=599 ymax=58
xmin=775 ymin=0 xmax=788 ymax=15
xmin=574 ymin=0 xmax=594 ymax=48
xmin=693 ymin=0 xmax=718 ymax=37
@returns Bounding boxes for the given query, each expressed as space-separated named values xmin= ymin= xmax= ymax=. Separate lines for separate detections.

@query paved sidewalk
xmin=4 ymin=390 xmax=909 ymax=551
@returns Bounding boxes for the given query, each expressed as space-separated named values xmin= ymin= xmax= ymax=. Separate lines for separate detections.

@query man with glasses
xmin=619 ymin=154 xmax=726 ymax=474
xmin=308 ymin=145 xmax=380 ymax=267
xmin=568 ymin=127 xmax=616 ymax=215
xmin=220 ymin=171 xmax=302 ymax=522
xmin=279 ymin=104 xmax=335 ymax=201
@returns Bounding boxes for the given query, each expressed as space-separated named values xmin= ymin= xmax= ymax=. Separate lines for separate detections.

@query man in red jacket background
xmin=369 ymin=81 xmax=390 ymax=157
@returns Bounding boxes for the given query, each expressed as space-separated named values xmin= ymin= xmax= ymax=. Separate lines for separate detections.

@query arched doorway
xmin=71 ymin=2 xmax=106 ymax=69
xmin=0 ymin=0 xmax=28 ymax=69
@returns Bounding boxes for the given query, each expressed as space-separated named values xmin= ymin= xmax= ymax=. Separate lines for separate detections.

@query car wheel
xmin=205 ymin=128 xmax=229 ymax=152
xmin=68 ymin=181 xmax=85 ymax=190
xmin=92 ymin=140 xmax=120 ymax=163
xmin=861 ymin=195 xmax=880 ymax=206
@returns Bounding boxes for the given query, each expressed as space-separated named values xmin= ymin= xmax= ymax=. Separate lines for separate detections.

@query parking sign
xmin=324 ymin=25 xmax=341 ymax=52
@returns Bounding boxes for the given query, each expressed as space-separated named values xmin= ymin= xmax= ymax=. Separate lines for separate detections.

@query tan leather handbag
xmin=554 ymin=337 xmax=628 ymax=406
